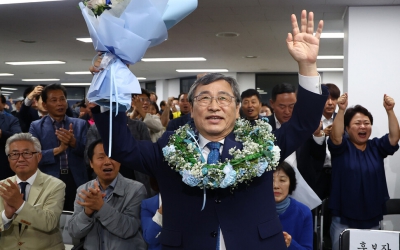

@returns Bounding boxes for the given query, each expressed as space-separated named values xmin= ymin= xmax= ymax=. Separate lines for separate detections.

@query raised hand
xmin=383 ymin=94 xmax=395 ymax=111
xmin=287 ymin=10 xmax=324 ymax=76
xmin=337 ymin=93 xmax=348 ymax=111
xmin=27 ymin=85 xmax=44 ymax=100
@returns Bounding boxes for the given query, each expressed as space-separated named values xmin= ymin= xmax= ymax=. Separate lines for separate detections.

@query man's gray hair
xmin=188 ymin=73 xmax=241 ymax=106
xmin=5 ymin=133 xmax=42 ymax=155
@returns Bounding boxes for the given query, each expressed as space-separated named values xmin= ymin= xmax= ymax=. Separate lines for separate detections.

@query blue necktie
xmin=206 ymin=142 xmax=221 ymax=250
xmin=207 ymin=142 xmax=221 ymax=164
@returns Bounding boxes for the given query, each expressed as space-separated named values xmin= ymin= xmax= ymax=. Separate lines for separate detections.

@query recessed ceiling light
xmin=6 ymin=61 xmax=65 ymax=65
xmin=22 ymin=79 xmax=60 ymax=81
xmin=65 ymin=71 xmax=92 ymax=75
xmin=1 ymin=91 xmax=14 ymax=94
xmin=76 ymin=38 xmax=92 ymax=43
xmin=216 ymin=32 xmax=239 ymax=38
xmin=61 ymin=83 xmax=91 ymax=86
xmin=317 ymin=68 xmax=344 ymax=72
xmin=0 ymin=73 xmax=14 ymax=76
xmin=137 ymin=77 xmax=146 ymax=80
xmin=317 ymin=55 xmax=344 ymax=59
xmin=314 ymin=33 xmax=344 ymax=38
xmin=1 ymin=87 xmax=18 ymax=90
xmin=2 ymin=93 xmax=10 ymax=96
xmin=176 ymin=69 xmax=228 ymax=73
xmin=244 ymin=56 xmax=258 ymax=59
xmin=141 ymin=57 xmax=206 ymax=62
xmin=0 ymin=0 xmax=62 ymax=4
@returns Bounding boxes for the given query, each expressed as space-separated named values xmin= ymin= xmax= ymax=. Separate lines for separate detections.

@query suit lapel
xmin=0 ymin=114 xmax=5 ymax=128
xmin=27 ymin=171 xmax=44 ymax=206
xmin=20 ymin=171 xmax=44 ymax=235
xmin=221 ymin=132 xmax=242 ymax=162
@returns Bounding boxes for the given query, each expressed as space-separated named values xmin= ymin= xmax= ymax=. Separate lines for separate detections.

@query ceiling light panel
xmin=22 ymin=79 xmax=60 ymax=81
xmin=76 ymin=38 xmax=92 ymax=43
xmin=1 ymin=87 xmax=18 ymax=90
xmin=0 ymin=73 xmax=14 ymax=76
xmin=61 ymin=83 xmax=91 ymax=86
xmin=6 ymin=61 xmax=65 ymax=65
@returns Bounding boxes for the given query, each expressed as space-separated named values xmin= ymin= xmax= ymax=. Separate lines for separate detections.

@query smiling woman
xmin=328 ymin=93 xmax=400 ymax=250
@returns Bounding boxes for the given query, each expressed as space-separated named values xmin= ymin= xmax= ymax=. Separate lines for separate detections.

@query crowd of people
xmin=0 ymin=9 xmax=398 ymax=250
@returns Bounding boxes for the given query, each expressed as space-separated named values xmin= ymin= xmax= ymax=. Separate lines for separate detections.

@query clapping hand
xmin=383 ymin=94 xmax=395 ymax=111
xmin=0 ymin=180 xmax=24 ymax=218
xmin=56 ymin=123 xmax=76 ymax=148
xmin=77 ymin=181 xmax=105 ymax=216
xmin=287 ymin=10 xmax=324 ymax=76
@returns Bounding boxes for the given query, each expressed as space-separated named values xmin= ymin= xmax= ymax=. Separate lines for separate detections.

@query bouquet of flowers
xmin=79 ymin=0 xmax=197 ymax=112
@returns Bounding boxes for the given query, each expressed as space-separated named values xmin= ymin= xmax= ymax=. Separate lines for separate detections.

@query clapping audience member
xmin=0 ymin=95 xmax=22 ymax=180
xmin=0 ymin=133 xmax=66 ymax=249
xmin=131 ymin=89 xmax=164 ymax=142
xmin=274 ymin=162 xmax=313 ymax=250
xmin=141 ymin=177 xmax=162 ymax=250
xmin=328 ymin=93 xmax=399 ymax=250
xmin=84 ymin=122 xmax=154 ymax=197
xmin=68 ymin=139 xmax=147 ymax=250
xmin=29 ymin=83 xmax=88 ymax=211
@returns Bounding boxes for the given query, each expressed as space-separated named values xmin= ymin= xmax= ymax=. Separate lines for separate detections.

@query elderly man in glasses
xmin=91 ymin=10 xmax=328 ymax=250
xmin=0 ymin=133 xmax=65 ymax=250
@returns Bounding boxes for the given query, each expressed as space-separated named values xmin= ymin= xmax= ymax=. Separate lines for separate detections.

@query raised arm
xmin=330 ymin=93 xmax=348 ymax=145
xmin=383 ymin=94 xmax=399 ymax=146
xmin=287 ymin=10 xmax=323 ymax=76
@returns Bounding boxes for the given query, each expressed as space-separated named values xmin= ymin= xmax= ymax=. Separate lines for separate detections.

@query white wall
xmin=345 ymin=6 xmax=400 ymax=198
xmin=237 ymin=73 xmax=256 ymax=92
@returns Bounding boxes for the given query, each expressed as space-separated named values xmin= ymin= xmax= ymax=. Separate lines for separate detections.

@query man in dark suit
xmin=29 ymin=84 xmax=88 ymax=211
xmin=0 ymin=95 xmax=22 ymax=180
xmin=19 ymin=85 xmax=48 ymax=132
xmin=91 ymin=10 xmax=327 ymax=249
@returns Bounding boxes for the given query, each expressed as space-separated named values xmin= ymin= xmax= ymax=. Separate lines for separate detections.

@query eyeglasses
xmin=8 ymin=152 xmax=38 ymax=160
xmin=194 ymin=94 xmax=235 ymax=107
xmin=139 ymin=97 xmax=150 ymax=103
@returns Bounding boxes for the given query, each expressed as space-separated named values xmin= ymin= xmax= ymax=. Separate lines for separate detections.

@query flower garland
xmin=162 ymin=117 xmax=281 ymax=189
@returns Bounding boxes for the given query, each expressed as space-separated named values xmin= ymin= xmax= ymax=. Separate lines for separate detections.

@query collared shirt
xmin=1 ymin=170 xmax=38 ymax=226
xmin=24 ymin=97 xmax=46 ymax=117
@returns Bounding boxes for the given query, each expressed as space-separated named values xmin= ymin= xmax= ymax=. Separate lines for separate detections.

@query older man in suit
xmin=29 ymin=84 xmax=88 ymax=211
xmin=0 ymin=95 xmax=22 ymax=180
xmin=0 ymin=133 xmax=65 ymax=250
xmin=92 ymin=10 xmax=327 ymax=250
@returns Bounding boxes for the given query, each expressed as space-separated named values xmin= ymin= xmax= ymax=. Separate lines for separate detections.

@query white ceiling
xmin=0 ymin=0 xmax=399 ymax=86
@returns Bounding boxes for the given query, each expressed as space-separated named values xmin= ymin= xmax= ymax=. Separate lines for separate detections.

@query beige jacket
xmin=0 ymin=170 xmax=66 ymax=250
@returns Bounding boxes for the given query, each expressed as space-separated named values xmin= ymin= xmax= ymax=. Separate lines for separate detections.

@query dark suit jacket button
xmin=215 ymin=199 xmax=221 ymax=203
xmin=210 ymin=231 xmax=217 ymax=238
